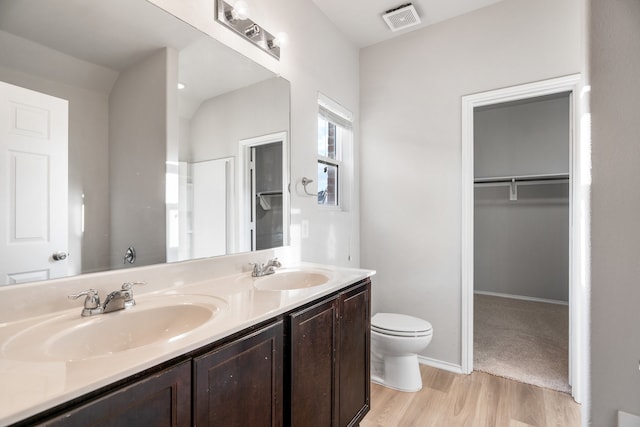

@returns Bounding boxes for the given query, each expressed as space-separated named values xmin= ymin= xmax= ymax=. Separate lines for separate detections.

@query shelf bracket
xmin=509 ymin=178 xmax=518 ymax=201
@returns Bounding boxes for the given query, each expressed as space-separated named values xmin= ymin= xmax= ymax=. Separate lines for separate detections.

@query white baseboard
xmin=474 ymin=290 xmax=568 ymax=306
xmin=417 ymin=356 xmax=464 ymax=374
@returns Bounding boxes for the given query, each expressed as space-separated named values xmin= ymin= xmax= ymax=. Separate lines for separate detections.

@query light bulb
xmin=274 ymin=32 xmax=289 ymax=47
xmin=232 ymin=0 xmax=249 ymax=20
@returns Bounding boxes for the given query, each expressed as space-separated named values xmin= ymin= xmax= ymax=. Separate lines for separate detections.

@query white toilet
xmin=370 ymin=312 xmax=433 ymax=392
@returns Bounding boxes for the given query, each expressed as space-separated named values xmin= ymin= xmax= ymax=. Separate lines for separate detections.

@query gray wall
xmin=0 ymin=32 xmax=113 ymax=276
xmin=589 ymin=0 xmax=640 ymax=425
xmin=360 ymin=0 xmax=582 ymax=366
xmin=109 ymin=48 xmax=172 ymax=269
xmin=475 ymin=185 xmax=569 ymax=301
xmin=474 ymin=95 xmax=570 ymax=302
xmin=474 ymin=94 xmax=570 ymax=178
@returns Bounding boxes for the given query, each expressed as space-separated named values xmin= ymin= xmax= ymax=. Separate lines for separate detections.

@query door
xmin=251 ymin=142 xmax=283 ymax=251
xmin=461 ymin=74 xmax=586 ymax=402
xmin=193 ymin=321 xmax=283 ymax=427
xmin=289 ymin=297 xmax=338 ymax=427
xmin=0 ymin=81 xmax=68 ymax=285
xmin=239 ymin=132 xmax=288 ymax=253
xmin=338 ymin=283 xmax=371 ymax=427
xmin=40 ymin=361 xmax=191 ymax=427
xmin=191 ymin=158 xmax=233 ymax=258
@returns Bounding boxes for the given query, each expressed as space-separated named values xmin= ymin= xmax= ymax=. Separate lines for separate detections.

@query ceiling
xmin=0 ymin=0 xmax=274 ymax=116
xmin=311 ymin=0 xmax=507 ymax=47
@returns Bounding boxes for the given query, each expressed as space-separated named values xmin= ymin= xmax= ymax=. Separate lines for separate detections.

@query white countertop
xmin=0 ymin=263 xmax=374 ymax=426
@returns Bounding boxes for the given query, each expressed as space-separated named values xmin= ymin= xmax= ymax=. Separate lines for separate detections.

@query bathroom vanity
xmin=0 ymin=261 xmax=373 ymax=427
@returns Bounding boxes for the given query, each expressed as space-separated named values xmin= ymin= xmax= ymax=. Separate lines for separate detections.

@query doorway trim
xmin=461 ymin=74 xmax=586 ymax=402
xmin=238 ymin=131 xmax=289 ymax=253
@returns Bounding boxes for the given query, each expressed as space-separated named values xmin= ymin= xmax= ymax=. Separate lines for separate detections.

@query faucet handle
xmin=121 ymin=281 xmax=145 ymax=307
xmin=250 ymin=262 xmax=262 ymax=276
xmin=68 ymin=289 xmax=101 ymax=309
xmin=268 ymin=257 xmax=282 ymax=268
xmin=121 ymin=281 xmax=146 ymax=292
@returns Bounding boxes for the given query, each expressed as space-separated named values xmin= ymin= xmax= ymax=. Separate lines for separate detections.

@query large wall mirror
xmin=0 ymin=0 xmax=291 ymax=286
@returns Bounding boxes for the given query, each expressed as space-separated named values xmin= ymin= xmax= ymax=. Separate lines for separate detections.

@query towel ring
xmin=301 ymin=177 xmax=315 ymax=197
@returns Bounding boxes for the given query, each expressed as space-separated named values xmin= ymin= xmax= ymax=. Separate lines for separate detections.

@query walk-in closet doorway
xmin=461 ymin=74 xmax=588 ymax=404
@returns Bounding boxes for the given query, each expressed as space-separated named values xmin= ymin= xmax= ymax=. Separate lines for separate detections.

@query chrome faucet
xmin=68 ymin=282 xmax=145 ymax=317
xmin=251 ymin=258 xmax=282 ymax=277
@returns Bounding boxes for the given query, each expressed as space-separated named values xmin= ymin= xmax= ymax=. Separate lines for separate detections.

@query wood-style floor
xmin=360 ymin=365 xmax=581 ymax=427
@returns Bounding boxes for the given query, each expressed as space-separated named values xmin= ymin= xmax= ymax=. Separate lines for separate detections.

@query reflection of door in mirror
xmin=253 ymin=142 xmax=283 ymax=251
xmin=0 ymin=0 xmax=291 ymax=286
xmin=240 ymin=132 xmax=288 ymax=252
xmin=188 ymin=158 xmax=234 ymax=260
xmin=0 ymin=81 xmax=69 ymax=285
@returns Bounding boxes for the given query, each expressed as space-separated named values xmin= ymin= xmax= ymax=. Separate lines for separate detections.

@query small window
xmin=317 ymin=94 xmax=352 ymax=207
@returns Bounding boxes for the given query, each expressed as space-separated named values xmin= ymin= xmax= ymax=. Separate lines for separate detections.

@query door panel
xmin=289 ymin=297 xmax=338 ymax=427
xmin=191 ymin=158 xmax=230 ymax=258
xmin=0 ymin=81 xmax=68 ymax=285
xmin=251 ymin=142 xmax=283 ymax=251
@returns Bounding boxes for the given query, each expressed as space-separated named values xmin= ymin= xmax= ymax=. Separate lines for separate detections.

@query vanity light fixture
xmin=268 ymin=32 xmax=289 ymax=49
xmin=216 ymin=0 xmax=283 ymax=60
xmin=230 ymin=0 xmax=249 ymax=20
xmin=244 ymin=23 xmax=261 ymax=38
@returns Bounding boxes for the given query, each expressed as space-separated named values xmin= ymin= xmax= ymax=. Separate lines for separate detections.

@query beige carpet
xmin=474 ymin=293 xmax=570 ymax=393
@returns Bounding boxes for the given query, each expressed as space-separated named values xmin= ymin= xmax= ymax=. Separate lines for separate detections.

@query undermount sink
xmin=0 ymin=295 xmax=226 ymax=362
xmin=253 ymin=269 xmax=332 ymax=291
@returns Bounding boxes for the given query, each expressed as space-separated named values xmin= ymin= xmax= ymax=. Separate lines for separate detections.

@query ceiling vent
xmin=382 ymin=3 xmax=422 ymax=32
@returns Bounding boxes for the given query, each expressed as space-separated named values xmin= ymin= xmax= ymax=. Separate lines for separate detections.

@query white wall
xmin=360 ymin=0 xmax=582 ymax=366
xmin=589 ymin=0 xmax=640 ymax=425
xmin=109 ymin=48 xmax=174 ymax=269
xmin=0 ymin=31 xmax=113 ymax=276
xmin=148 ymin=0 xmax=361 ymax=268
xmin=188 ymin=77 xmax=289 ymax=162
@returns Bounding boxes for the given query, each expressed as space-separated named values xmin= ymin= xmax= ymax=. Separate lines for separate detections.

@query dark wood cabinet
xmin=338 ymin=283 xmax=371 ymax=427
xmin=289 ymin=296 xmax=339 ymax=427
xmin=20 ymin=279 xmax=370 ymax=427
xmin=38 ymin=361 xmax=191 ymax=427
xmin=193 ymin=321 xmax=283 ymax=427
xmin=288 ymin=281 xmax=371 ymax=427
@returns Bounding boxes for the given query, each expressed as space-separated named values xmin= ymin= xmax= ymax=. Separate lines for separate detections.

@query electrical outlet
xmin=301 ymin=220 xmax=309 ymax=239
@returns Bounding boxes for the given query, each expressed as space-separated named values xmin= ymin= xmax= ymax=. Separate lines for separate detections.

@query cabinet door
xmin=194 ymin=321 xmax=283 ymax=427
xmin=289 ymin=297 xmax=338 ymax=427
xmin=338 ymin=282 xmax=371 ymax=427
xmin=39 ymin=361 xmax=191 ymax=427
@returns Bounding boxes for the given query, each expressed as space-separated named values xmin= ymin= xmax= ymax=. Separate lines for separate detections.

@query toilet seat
xmin=371 ymin=313 xmax=432 ymax=338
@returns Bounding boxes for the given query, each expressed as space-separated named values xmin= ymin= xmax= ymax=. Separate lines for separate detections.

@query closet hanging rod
xmin=256 ymin=190 xmax=283 ymax=197
xmin=474 ymin=178 xmax=569 ymax=190
xmin=474 ymin=173 xmax=569 ymax=184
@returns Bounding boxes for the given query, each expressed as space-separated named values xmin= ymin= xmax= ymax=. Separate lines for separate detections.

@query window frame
xmin=317 ymin=94 xmax=353 ymax=210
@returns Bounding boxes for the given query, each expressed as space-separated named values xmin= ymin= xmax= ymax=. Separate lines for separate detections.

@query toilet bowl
xmin=370 ymin=312 xmax=433 ymax=392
